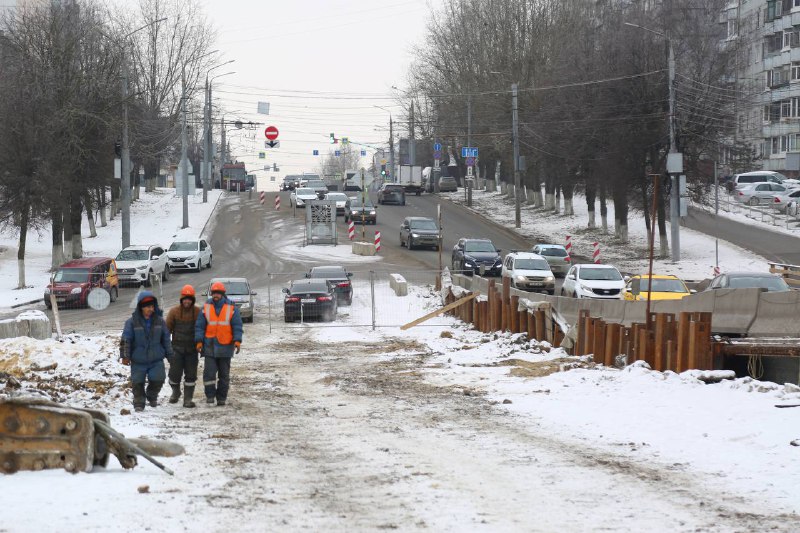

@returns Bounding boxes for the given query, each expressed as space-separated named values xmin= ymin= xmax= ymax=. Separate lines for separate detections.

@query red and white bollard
xmin=565 ymin=235 xmax=572 ymax=262
xmin=374 ymin=231 xmax=381 ymax=252
xmin=592 ymin=242 xmax=601 ymax=264
xmin=713 ymin=265 xmax=721 ymax=277
xmin=274 ymin=194 xmax=280 ymax=210
xmin=348 ymin=221 xmax=355 ymax=240
xmin=259 ymin=191 xmax=265 ymax=205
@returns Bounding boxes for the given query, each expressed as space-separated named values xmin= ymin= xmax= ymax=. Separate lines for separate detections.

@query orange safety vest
xmin=203 ymin=302 xmax=234 ymax=345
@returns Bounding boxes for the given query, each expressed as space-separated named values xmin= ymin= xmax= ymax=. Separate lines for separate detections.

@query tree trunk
xmin=599 ymin=180 xmax=609 ymax=234
xmin=110 ymin=180 xmax=118 ymax=219
xmin=526 ymin=185 xmax=536 ymax=205
xmin=553 ymin=184 xmax=561 ymax=213
xmin=97 ymin=187 xmax=108 ymax=227
xmin=62 ymin=198 xmax=73 ymax=261
xmin=133 ymin=163 xmax=141 ymax=200
xmin=70 ymin=192 xmax=83 ymax=258
xmin=17 ymin=201 xmax=29 ymax=289
xmin=657 ymin=178 xmax=668 ymax=258
xmin=586 ymin=181 xmax=596 ymax=228
xmin=51 ymin=207 xmax=65 ymax=269
xmin=544 ymin=176 xmax=555 ymax=210
xmin=642 ymin=181 xmax=651 ymax=236
xmin=85 ymin=192 xmax=98 ymax=237
xmin=612 ymin=179 xmax=628 ymax=243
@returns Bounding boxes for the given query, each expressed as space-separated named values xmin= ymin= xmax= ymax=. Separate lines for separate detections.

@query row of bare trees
xmin=403 ymin=0 xmax=733 ymax=253
xmin=0 ymin=0 xmax=215 ymax=289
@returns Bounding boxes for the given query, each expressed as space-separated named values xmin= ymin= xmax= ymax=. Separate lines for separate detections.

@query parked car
xmin=305 ymin=179 xmax=329 ymax=199
xmin=306 ymin=265 xmax=353 ymax=305
xmin=623 ymin=274 xmax=692 ymax=301
xmin=400 ymin=216 xmax=441 ymax=250
xmin=451 ymin=238 xmax=502 ymax=276
xmin=343 ymin=184 xmax=363 ymax=193
xmin=203 ymin=277 xmax=256 ymax=322
xmin=735 ymin=182 xmax=791 ymax=206
xmin=283 ymin=279 xmax=338 ymax=322
xmin=115 ymin=245 xmax=169 ymax=286
xmin=705 ymin=272 xmax=791 ymax=292
xmin=290 ymin=187 xmax=319 ymax=208
xmin=727 ymin=171 xmax=787 ymax=192
xmin=531 ymin=244 xmax=571 ymax=277
xmin=44 ymin=257 xmax=119 ymax=309
xmin=167 ymin=239 xmax=212 ymax=272
xmin=501 ymin=251 xmax=555 ymax=294
xmin=438 ymin=175 xmax=458 ymax=192
xmin=344 ymin=196 xmax=377 ymax=224
xmin=771 ymin=188 xmax=800 ymax=213
xmin=378 ymin=183 xmax=406 ymax=205
xmin=561 ymin=264 xmax=625 ymax=299
xmin=324 ymin=192 xmax=349 ymax=215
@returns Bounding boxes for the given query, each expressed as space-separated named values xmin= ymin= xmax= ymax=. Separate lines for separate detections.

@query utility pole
xmin=389 ymin=116 xmax=395 ymax=183
xmin=512 ymin=83 xmax=521 ymax=228
xmin=466 ymin=95 xmax=472 ymax=204
xmin=120 ymin=46 xmax=131 ymax=249
xmin=220 ymin=116 xmax=226 ymax=190
xmin=409 ymin=102 xmax=416 ymax=166
xmin=668 ymin=39 xmax=680 ymax=261
xmin=202 ymin=77 xmax=209 ymax=203
xmin=180 ymin=67 xmax=189 ymax=229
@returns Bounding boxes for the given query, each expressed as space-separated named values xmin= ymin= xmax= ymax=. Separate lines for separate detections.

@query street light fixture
xmin=624 ymin=21 xmax=681 ymax=262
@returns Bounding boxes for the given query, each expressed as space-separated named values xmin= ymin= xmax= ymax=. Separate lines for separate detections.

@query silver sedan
xmin=735 ymin=182 xmax=791 ymax=206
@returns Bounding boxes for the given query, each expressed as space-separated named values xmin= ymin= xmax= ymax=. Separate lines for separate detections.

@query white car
xmin=166 ymin=239 xmax=213 ymax=272
xmin=735 ymin=182 xmax=791 ymax=206
xmin=115 ymin=245 xmax=170 ymax=286
xmin=324 ymin=192 xmax=349 ymax=215
xmin=561 ymin=264 xmax=625 ymax=300
xmin=771 ymin=188 xmax=800 ymax=213
xmin=290 ymin=187 xmax=318 ymax=208
xmin=501 ymin=251 xmax=555 ymax=294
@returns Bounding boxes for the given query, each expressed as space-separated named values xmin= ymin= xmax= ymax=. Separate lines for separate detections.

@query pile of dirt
xmin=462 ymin=357 xmax=591 ymax=378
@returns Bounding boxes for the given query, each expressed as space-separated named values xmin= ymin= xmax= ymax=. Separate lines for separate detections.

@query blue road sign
xmin=313 ymin=149 xmax=319 ymax=156
xmin=335 ymin=150 xmax=341 ymax=157
xmin=433 ymin=150 xmax=442 ymax=159
xmin=361 ymin=150 xmax=367 ymax=156
xmin=434 ymin=142 xmax=442 ymax=152
xmin=461 ymin=147 xmax=478 ymax=158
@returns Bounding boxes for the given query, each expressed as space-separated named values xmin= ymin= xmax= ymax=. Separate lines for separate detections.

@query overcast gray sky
xmin=201 ymin=0 xmax=431 ymax=178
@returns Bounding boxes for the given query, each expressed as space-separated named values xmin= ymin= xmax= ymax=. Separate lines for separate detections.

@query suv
xmin=728 ymin=171 xmax=786 ymax=192
xmin=501 ymin=252 xmax=555 ymax=294
xmin=452 ymin=238 xmax=502 ymax=276
xmin=400 ymin=216 xmax=440 ymax=250
xmin=115 ymin=245 xmax=170 ymax=286
xmin=167 ymin=239 xmax=212 ymax=272
xmin=305 ymin=179 xmax=329 ymax=199
xmin=438 ymin=176 xmax=458 ymax=192
xmin=306 ymin=265 xmax=353 ymax=305
xmin=561 ymin=264 xmax=625 ymax=299
xmin=378 ymin=184 xmax=406 ymax=205
xmin=344 ymin=196 xmax=377 ymax=224
xmin=44 ymin=257 xmax=119 ymax=309
xmin=531 ymin=244 xmax=571 ymax=277
xmin=203 ymin=277 xmax=256 ymax=322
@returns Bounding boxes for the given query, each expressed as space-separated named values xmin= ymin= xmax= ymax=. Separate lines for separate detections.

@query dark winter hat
xmin=139 ymin=296 xmax=156 ymax=307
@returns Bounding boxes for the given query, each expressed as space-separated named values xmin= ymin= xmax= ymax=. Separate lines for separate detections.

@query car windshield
xmin=116 ymin=249 xmax=149 ymax=261
xmin=464 ymin=241 xmax=496 ymax=253
xmin=579 ymin=267 xmax=622 ymax=281
xmin=306 ymin=181 xmax=326 ymax=188
xmin=296 ymin=188 xmax=315 ymax=195
xmin=213 ymin=281 xmax=249 ymax=295
xmin=54 ymin=268 xmax=89 ymax=283
xmin=384 ymin=186 xmax=403 ymax=192
xmin=538 ymin=247 xmax=568 ymax=257
xmin=729 ymin=276 xmax=789 ymax=291
xmin=169 ymin=242 xmax=198 ymax=251
xmin=410 ymin=219 xmax=438 ymax=230
xmin=640 ymin=278 xmax=687 ymax=293
xmin=514 ymin=259 xmax=550 ymax=271
xmin=326 ymin=194 xmax=348 ymax=201
xmin=291 ymin=281 xmax=329 ymax=294
xmin=309 ymin=267 xmax=346 ymax=278
xmin=350 ymin=198 xmax=375 ymax=208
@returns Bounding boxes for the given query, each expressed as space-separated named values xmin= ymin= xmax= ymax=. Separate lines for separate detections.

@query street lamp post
xmin=512 ymin=83 xmax=521 ymax=228
xmin=203 ymin=61 xmax=235 ymax=203
xmin=118 ymin=17 xmax=167 ymax=249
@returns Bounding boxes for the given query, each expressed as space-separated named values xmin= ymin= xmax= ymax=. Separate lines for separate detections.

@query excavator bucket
xmin=0 ymin=397 xmax=110 ymax=474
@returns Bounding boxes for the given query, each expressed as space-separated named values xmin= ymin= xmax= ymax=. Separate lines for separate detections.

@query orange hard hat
xmin=180 ymin=284 xmax=195 ymax=298
xmin=210 ymin=281 xmax=226 ymax=293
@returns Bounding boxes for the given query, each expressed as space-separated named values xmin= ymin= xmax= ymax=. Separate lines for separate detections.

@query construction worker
xmin=165 ymin=285 xmax=201 ymax=408
xmin=120 ymin=291 xmax=172 ymax=412
xmin=195 ymin=281 xmax=243 ymax=406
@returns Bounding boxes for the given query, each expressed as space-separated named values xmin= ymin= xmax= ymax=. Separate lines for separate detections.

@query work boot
xmin=217 ymin=400 xmax=226 ymax=407
xmin=206 ymin=397 xmax=215 ymax=405
xmin=183 ymin=385 xmax=196 ymax=408
xmin=169 ymin=384 xmax=181 ymax=404
xmin=132 ymin=383 xmax=146 ymax=411
xmin=146 ymin=380 xmax=163 ymax=408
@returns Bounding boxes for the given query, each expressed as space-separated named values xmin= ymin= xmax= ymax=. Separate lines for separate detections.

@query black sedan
xmin=377 ymin=184 xmax=406 ymax=205
xmin=306 ymin=266 xmax=353 ymax=305
xmin=344 ymin=196 xmax=377 ymax=225
xmin=451 ymin=238 xmax=502 ymax=277
xmin=283 ymin=279 xmax=338 ymax=322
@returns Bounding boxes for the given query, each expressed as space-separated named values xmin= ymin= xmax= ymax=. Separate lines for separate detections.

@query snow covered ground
xmin=693 ymin=185 xmax=800 ymax=239
xmin=443 ymin=188 xmax=767 ymax=280
xmin=0 ymin=188 xmax=223 ymax=309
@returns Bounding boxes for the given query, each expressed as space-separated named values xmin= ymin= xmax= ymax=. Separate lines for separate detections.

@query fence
xmin=713 ymin=186 xmax=800 ymax=230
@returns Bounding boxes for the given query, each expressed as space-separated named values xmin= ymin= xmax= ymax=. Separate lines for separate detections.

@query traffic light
xmin=329 ymin=133 xmax=336 ymax=144
xmin=380 ymin=164 xmax=386 ymax=176
xmin=272 ymin=163 xmax=278 ymax=171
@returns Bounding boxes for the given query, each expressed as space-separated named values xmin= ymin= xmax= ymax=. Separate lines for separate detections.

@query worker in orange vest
xmin=195 ymin=281 xmax=243 ymax=406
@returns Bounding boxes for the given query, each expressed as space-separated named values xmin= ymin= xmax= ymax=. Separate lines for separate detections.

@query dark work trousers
xmin=169 ymin=348 xmax=199 ymax=388
xmin=203 ymin=356 xmax=231 ymax=401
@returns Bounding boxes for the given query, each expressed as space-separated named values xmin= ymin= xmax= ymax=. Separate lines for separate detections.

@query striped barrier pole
xmin=374 ymin=231 xmax=381 ymax=252
xmin=348 ymin=221 xmax=355 ymax=241
xmin=713 ymin=265 xmax=720 ymax=276
xmin=565 ymin=235 xmax=572 ymax=262
xmin=259 ymin=191 xmax=265 ymax=205
xmin=274 ymin=194 xmax=280 ymax=210
xmin=592 ymin=242 xmax=601 ymax=264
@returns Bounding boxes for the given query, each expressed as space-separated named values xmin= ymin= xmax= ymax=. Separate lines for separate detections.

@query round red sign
xmin=264 ymin=126 xmax=279 ymax=141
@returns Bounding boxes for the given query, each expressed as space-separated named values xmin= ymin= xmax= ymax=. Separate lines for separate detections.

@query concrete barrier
xmin=0 ymin=310 xmax=51 ymax=340
xmin=749 ymin=290 xmax=800 ymax=337
xmin=352 ymin=242 xmax=376 ymax=256
xmin=389 ymin=273 xmax=408 ymax=296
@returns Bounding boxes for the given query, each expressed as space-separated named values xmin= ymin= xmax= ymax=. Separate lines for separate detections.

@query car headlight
xmin=369 ymin=210 xmax=376 ymax=215
xmin=411 ymin=233 xmax=419 ymax=238
xmin=70 ymin=287 xmax=82 ymax=294
xmin=515 ymin=275 xmax=527 ymax=283
xmin=579 ymin=283 xmax=593 ymax=292
xmin=240 ymin=302 xmax=251 ymax=309
xmin=44 ymin=287 xmax=50 ymax=294
xmin=136 ymin=264 xmax=149 ymax=270
xmin=544 ymin=276 xmax=554 ymax=282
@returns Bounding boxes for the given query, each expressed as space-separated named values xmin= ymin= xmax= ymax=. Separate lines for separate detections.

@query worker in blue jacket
xmin=120 ymin=291 xmax=173 ymax=412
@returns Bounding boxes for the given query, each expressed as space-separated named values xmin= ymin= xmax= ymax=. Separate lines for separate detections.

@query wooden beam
xmin=400 ymin=292 xmax=480 ymax=330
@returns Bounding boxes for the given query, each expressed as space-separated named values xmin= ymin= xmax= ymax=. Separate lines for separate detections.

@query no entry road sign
xmin=264 ymin=126 xmax=279 ymax=141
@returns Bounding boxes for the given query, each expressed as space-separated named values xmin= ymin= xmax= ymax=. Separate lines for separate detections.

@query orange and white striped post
xmin=274 ymin=194 xmax=280 ymax=210
xmin=565 ymin=235 xmax=572 ymax=262
xmin=374 ymin=231 xmax=381 ymax=251
xmin=592 ymin=242 xmax=601 ymax=264
xmin=348 ymin=221 xmax=355 ymax=240
xmin=259 ymin=191 xmax=265 ymax=205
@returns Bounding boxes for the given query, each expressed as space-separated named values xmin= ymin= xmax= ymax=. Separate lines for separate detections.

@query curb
xmin=10 ymin=298 xmax=42 ymax=309
xmin=199 ymin=191 xmax=224 ymax=241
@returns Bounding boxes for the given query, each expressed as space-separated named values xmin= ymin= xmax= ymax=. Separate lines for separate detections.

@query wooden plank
xmin=604 ymin=323 xmax=621 ymax=367
xmin=527 ymin=311 xmax=536 ymax=341
xmin=593 ymin=319 xmax=605 ymax=364
xmin=401 ymin=292 xmax=479 ymax=330
xmin=676 ymin=312 xmax=690 ymax=373
xmin=536 ymin=310 xmax=546 ymax=345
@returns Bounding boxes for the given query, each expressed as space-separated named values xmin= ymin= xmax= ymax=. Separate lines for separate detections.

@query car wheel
xmin=207 ymin=255 xmax=212 ymax=268
xmin=408 ymin=237 xmax=414 ymax=250
xmin=110 ymin=286 xmax=118 ymax=302
xmin=162 ymin=265 xmax=170 ymax=282
xmin=415 ymin=191 xmax=420 ymax=196
xmin=748 ymin=197 xmax=759 ymax=206
xmin=244 ymin=315 xmax=253 ymax=324
xmin=402 ymin=200 xmax=406 ymax=205
xmin=145 ymin=270 xmax=153 ymax=287
xmin=196 ymin=259 xmax=203 ymax=273
xmin=284 ymin=315 xmax=293 ymax=323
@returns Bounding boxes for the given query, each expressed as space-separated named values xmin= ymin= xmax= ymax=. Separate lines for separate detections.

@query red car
xmin=44 ymin=257 xmax=120 ymax=309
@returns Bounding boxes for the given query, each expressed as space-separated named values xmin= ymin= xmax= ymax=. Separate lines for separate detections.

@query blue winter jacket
xmin=194 ymin=296 xmax=243 ymax=358
xmin=122 ymin=291 xmax=173 ymax=365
